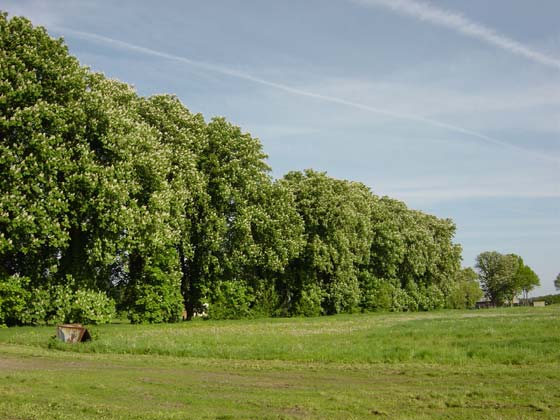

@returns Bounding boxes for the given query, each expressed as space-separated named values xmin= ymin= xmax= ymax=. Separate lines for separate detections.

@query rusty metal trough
xmin=56 ymin=324 xmax=91 ymax=343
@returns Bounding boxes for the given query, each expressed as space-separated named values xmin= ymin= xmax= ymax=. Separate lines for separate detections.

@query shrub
xmin=446 ymin=282 xmax=483 ymax=309
xmin=446 ymin=268 xmax=483 ymax=309
xmin=20 ymin=281 xmax=116 ymax=326
xmin=405 ymin=282 xmax=421 ymax=312
xmin=126 ymin=261 xmax=184 ymax=324
xmin=423 ymin=284 xmax=445 ymax=310
xmin=323 ymin=275 xmax=361 ymax=314
xmin=293 ymin=283 xmax=323 ymax=317
xmin=403 ymin=283 xmax=446 ymax=311
xmin=360 ymin=274 xmax=394 ymax=311
xmin=206 ymin=280 xmax=254 ymax=320
xmin=390 ymin=286 xmax=410 ymax=312
xmin=128 ymin=283 xmax=183 ymax=324
xmin=47 ymin=283 xmax=75 ymax=325
xmin=70 ymin=289 xmax=116 ymax=324
xmin=0 ymin=275 xmax=30 ymax=326
xmin=20 ymin=287 xmax=50 ymax=325
xmin=251 ymin=282 xmax=280 ymax=318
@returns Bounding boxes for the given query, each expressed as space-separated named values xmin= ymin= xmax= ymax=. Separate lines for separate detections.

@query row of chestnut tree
xmin=0 ymin=14 xmax=480 ymax=325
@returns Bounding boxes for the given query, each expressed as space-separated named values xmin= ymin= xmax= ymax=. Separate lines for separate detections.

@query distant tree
xmin=555 ymin=273 xmax=560 ymax=291
xmin=475 ymin=251 xmax=519 ymax=306
xmin=530 ymin=292 xmax=560 ymax=306
xmin=446 ymin=267 xmax=483 ymax=309
xmin=511 ymin=256 xmax=540 ymax=305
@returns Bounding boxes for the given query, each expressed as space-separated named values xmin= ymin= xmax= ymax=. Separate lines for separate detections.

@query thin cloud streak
xmin=388 ymin=188 xmax=560 ymax=200
xmin=56 ymin=27 xmax=560 ymax=165
xmin=352 ymin=0 xmax=560 ymax=70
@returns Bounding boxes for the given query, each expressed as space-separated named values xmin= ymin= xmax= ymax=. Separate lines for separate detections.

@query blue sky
xmin=4 ymin=0 xmax=559 ymax=295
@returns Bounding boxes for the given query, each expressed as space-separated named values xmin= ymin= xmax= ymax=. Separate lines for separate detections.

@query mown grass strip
xmin=0 ymin=307 xmax=559 ymax=419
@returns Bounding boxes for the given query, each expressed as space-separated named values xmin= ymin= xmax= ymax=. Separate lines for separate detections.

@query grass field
xmin=1 ymin=306 xmax=559 ymax=419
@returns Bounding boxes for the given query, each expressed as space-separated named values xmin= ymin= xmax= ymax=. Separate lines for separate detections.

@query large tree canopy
xmin=180 ymin=117 xmax=304 ymax=318
xmin=1 ymin=13 xmax=483 ymax=324
xmin=276 ymin=171 xmax=463 ymax=315
xmin=279 ymin=170 xmax=372 ymax=315
xmin=475 ymin=252 xmax=540 ymax=306
xmin=368 ymin=196 xmax=461 ymax=291
xmin=1 ymin=13 xmax=88 ymax=282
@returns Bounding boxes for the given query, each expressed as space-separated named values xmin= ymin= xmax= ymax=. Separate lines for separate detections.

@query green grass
xmin=1 ymin=306 xmax=559 ymax=419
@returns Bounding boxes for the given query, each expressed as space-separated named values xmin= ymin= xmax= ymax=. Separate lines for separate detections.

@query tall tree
xmin=555 ymin=273 xmax=560 ymax=290
xmin=475 ymin=251 xmax=519 ymax=306
xmin=182 ymin=118 xmax=304 ymax=318
xmin=279 ymin=170 xmax=372 ymax=315
xmin=135 ymin=94 xmax=207 ymax=320
xmin=0 ymin=14 xmax=185 ymax=322
xmin=366 ymin=196 xmax=461 ymax=298
xmin=511 ymin=256 xmax=540 ymax=304
xmin=1 ymin=13 xmax=88 ymax=283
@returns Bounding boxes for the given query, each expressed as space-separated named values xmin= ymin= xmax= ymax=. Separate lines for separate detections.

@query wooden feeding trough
xmin=56 ymin=324 xmax=92 ymax=343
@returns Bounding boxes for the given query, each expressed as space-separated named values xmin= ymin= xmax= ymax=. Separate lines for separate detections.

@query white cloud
xmin=50 ymin=27 xmax=560 ymax=165
xmin=389 ymin=188 xmax=560 ymax=200
xmin=373 ymin=168 xmax=560 ymax=202
xmin=301 ymin=78 xmax=560 ymax=119
xmin=3 ymin=0 xmax=73 ymax=28
xmin=240 ymin=124 xmax=321 ymax=139
xmin=352 ymin=0 xmax=560 ymax=70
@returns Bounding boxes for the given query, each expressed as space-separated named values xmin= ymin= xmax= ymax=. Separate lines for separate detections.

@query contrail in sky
xmin=352 ymin=0 xmax=560 ymax=70
xmin=56 ymin=27 xmax=559 ymax=165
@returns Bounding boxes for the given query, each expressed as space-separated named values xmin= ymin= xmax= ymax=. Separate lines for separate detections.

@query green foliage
xmin=280 ymin=170 xmax=371 ymax=315
xmin=127 ymin=279 xmax=183 ymax=324
xmin=475 ymin=253 xmax=539 ymax=307
xmin=556 ymin=273 xmax=560 ymax=290
xmin=205 ymin=280 xmax=254 ymax=320
xmin=476 ymin=251 xmax=520 ymax=306
xmin=250 ymin=281 xmax=281 ymax=318
xmin=368 ymin=197 xmax=461 ymax=291
xmin=388 ymin=285 xmax=411 ymax=312
xmin=359 ymin=274 xmax=393 ymax=311
xmin=128 ymin=284 xmax=180 ymax=324
xmin=0 ymin=13 xmax=467 ymax=324
xmin=70 ymin=289 xmax=116 ymax=325
xmin=19 ymin=287 xmax=50 ymax=325
xmin=446 ymin=267 xmax=483 ymax=309
xmin=17 ymin=282 xmax=115 ymax=325
xmin=46 ymin=283 xmax=75 ymax=324
xmin=179 ymin=115 xmax=304 ymax=318
xmin=292 ymin=283 xmax=324 ymax=317
xmin=126 ymin=249 xmax=184 ymax=324
xmin=358 ymin=274 xmax=417 ymax=313
xmin=406 ymin=283 xmax=445 ymax=311
xmin=512 ymin=256 xmax=540 ymax=302
xmin=1 ymin=15 xmax=192 ymax=324
xmin=0 ymin=14 xmax=87 ymax=281
xmin=0 ymin=274 xmax=30 ymax=326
